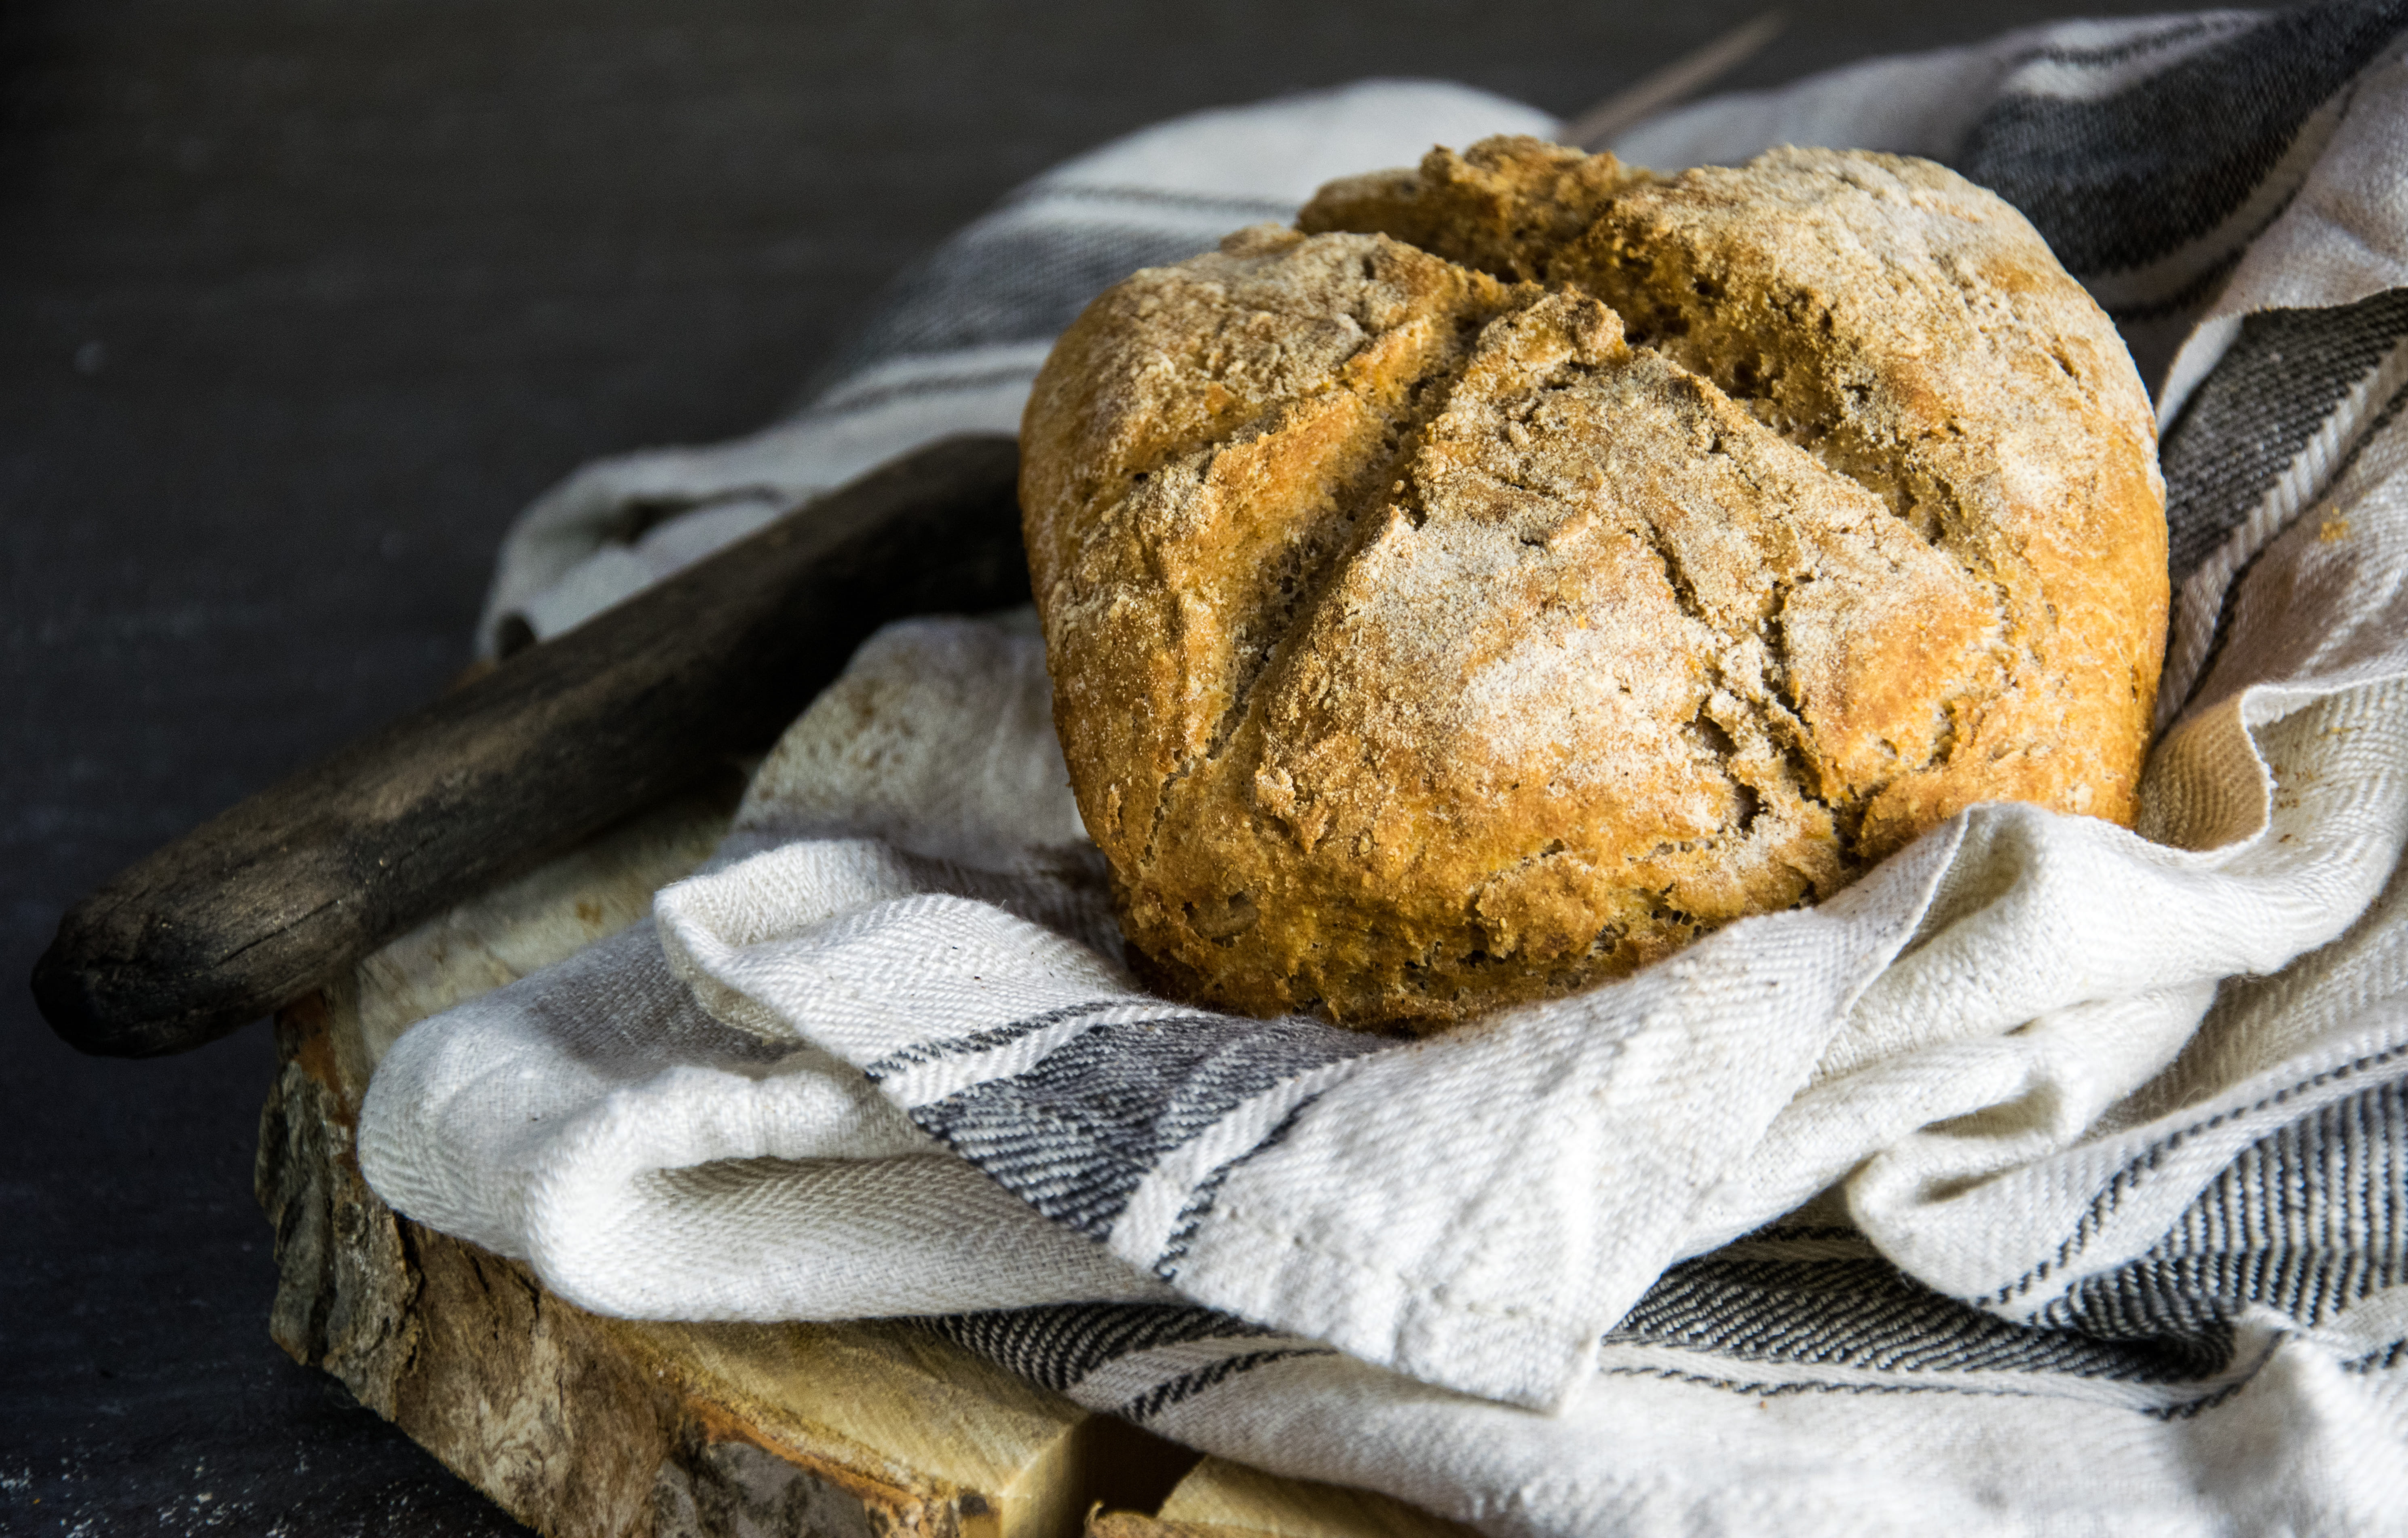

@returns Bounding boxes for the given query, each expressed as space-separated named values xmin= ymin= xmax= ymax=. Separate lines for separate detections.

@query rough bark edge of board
xmin=251 ymin=987 xmax=1462 ymax=1538
xmin=241 ymin=712 xmax=1461 ymax=1538
xmin=256 ymin=994 xmax=1001 ymax=1538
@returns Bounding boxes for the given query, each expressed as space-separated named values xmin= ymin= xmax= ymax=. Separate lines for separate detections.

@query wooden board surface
xmin=256 ymin=774 xmax=1455 ymax=1536
xmin=1152 ymin=1460 xmax=1476 ymax=1538
xmin=1086 ymin=1457 xmax=1478 ymax=1538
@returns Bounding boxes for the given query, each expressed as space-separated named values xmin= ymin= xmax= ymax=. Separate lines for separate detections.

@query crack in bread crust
xmin=1026 ymin=138 xmax=2167 ymax=1031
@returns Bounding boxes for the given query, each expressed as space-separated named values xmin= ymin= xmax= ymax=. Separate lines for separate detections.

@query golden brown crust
xmin=1297 ymin=136 xmax=1650 ymax=282
xmin=1022 ymin=137 xmax=2167 ymax=1030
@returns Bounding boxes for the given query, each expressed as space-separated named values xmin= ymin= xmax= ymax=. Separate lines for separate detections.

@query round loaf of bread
xmin=1020 ymin=137 xmax=2167 ymax=1031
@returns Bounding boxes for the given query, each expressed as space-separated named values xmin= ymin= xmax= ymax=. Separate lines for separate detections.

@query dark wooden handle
xmin=33 ymin=433 xmax=1027 ymax=1058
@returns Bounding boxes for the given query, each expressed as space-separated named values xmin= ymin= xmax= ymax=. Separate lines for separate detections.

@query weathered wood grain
xmin=39 ymin=432 xmax=1025 ymax=1059
xmin=247 ymin=704 xmax=1455 ymax=1537
xmin=255 ymin=780 xmax=1103 ymax=1536
xmin=260 ymin=1003 xmax=1109 ymax=1538
xmin=1152 ymin=1458 xmax=1476 ymax=1537
xmin=1082 ymin=1455 xmax=1483 ymax=1537
xmin=1086 ymin=1515 xmax=1253 ymax=1538
xmin=251 ymin=774 xmax=1210 ymax=1536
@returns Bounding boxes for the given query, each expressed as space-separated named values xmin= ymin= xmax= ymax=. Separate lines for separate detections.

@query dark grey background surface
xmin=2 ymin=1 xmax=2184 ymax=1531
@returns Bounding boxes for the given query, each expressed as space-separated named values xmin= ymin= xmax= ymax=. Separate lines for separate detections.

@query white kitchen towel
xmin=363 ymin=4 xmax=2408 ymax=1532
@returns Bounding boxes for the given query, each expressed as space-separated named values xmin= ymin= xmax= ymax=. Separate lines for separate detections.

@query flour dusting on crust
xmin=1021 ymin=137 xmax=2166 ymax=1030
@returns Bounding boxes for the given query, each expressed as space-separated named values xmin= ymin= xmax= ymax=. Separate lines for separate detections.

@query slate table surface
xmin=2 ymin=0 xmax=2185 ymax=1531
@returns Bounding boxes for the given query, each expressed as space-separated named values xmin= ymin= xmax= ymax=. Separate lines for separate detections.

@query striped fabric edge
xmin=916 ymin=1302 xmax=1333 ymax=1425
xmin=1981 ymin=1037 xmax=2408 ymax=1313
xmin=2160 ymin=298 xmax=2408 ymax=724
xmin=1957 ymin=0 xmax=2408 ymax=281
xmin=1953 ymin=0 xmax=2408 ymax=389
xmin=1591 ymin=1337 xmax=2276 ymax=1419
xmin=876 ymin=993 xmax=1389 ymax=1249
xmin=2036 ymin=1073 xmax=2408 ymax=1343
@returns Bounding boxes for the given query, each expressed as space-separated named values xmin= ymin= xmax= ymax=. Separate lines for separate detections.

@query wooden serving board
xmin=253 ymin=772 xmax=1476 ymax=1538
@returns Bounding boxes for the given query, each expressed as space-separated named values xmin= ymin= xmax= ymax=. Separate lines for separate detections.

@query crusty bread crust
xmin=1021 ymin=137 xmax=2167 ymax=1030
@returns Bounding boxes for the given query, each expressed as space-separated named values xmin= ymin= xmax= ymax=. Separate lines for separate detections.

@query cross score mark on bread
xmin=1020 ymin=137 xmax=2167 ymax=1030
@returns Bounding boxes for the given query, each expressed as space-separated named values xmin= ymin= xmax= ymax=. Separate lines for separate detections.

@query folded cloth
xmin=363 ymin=8 xmax=2408 ymax=1533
